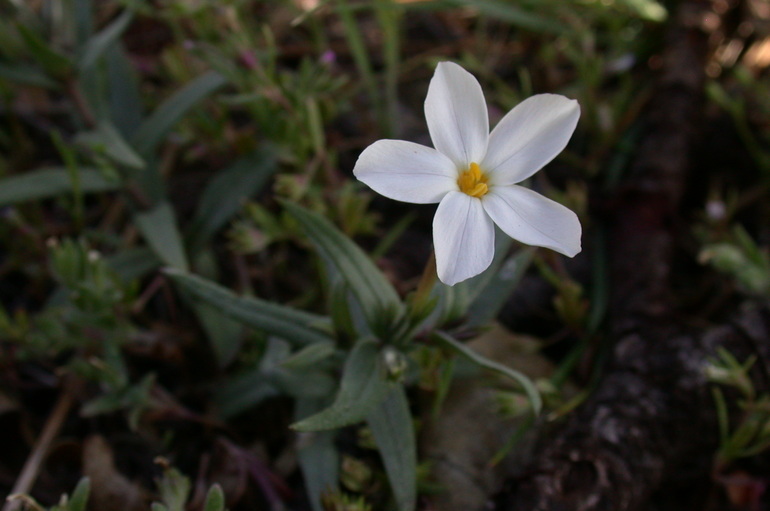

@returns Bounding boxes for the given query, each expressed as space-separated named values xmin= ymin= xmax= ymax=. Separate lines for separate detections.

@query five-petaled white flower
xmin=353 ymin=61 xmax=582 ymax=286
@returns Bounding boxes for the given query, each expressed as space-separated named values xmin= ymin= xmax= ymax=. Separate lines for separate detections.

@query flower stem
xmin=413 ymin=250 xmax=437 ymax=306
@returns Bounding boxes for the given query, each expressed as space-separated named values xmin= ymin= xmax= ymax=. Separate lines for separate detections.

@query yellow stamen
xmin=457 ymin=162 xmax=489 ymax=198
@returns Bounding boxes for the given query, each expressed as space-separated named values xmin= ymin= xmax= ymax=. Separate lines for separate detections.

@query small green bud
xmin=381 ymin=346 xmax=408 ymax=381
xmin=339 ymin=456 xmax=372 ymax=493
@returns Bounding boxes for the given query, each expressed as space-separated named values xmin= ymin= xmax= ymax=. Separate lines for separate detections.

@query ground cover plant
xmin=2 ymin=0 xmax=770 ymax=510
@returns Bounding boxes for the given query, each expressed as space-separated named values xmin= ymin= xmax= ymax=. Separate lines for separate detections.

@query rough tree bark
xmin=496 ymin=1 xmax=770 ymax=510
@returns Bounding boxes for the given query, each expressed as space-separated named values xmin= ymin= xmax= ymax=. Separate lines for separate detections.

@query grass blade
xmin=374 ymin=0 xmax=401 ymax=136
xmin=334 ymin=0 xmax=388 ymax=134
xmin=447 ymin=0 xmax=566 ymax=34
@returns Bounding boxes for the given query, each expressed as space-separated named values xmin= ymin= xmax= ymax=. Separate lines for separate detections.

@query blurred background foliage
xmin=1 ymin=0 xmax=770 ymax=510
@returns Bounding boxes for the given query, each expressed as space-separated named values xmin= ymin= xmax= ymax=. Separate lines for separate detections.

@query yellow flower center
xmin=457 ymin=162 xmax=489 ymax=198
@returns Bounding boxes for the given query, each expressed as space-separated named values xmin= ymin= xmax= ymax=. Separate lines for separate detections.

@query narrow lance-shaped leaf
xmin=444 ymin=0 xmax=566 ymax=34
xmin=292 ymin=339 xmax=393 ymax=431
xmin=165 ymin=269 xmax=333 ymax=347
xmin=106 ymin=247 xmax=160 ymax=281
xmin=187 ymin=148 xmax=277 ymax=252
xmin=76 ymin=120 xmax=146 ymax=170
xmin=216 ymin=371 xmax=280 ymax=419
xmin=433 ymin=331 xmax=542 ymax=415
xmin=465 ymin=247 xmax=535 ymax=328
xmin=280 ymin=342 xmax=336 ymax=371
xmin=16 ymin=23 xmax=72 ymax=78
xmin=282 ymin=202 xmax=403 ymax=333
xmin=367 ymin=386 xmax=417 ymax=511
xmin=194 ymin=301 xmax=244 ymax=368
xmin=0 ymin=63 xmax=58 ymax=88
xmin=134 ymin=202 xmax=189 ymax=271
xmin=78 ymin=9 xmax=134 ymax=71
xmin=131 ymin=71 xmax=227 ymax=157
xmin=71 ymin=0 xmax=94 ymax=46
xmin=0 ymin=167 xmax=119 ymax=206
xmin=106 ymin=44 xmax=144 ymax=137
xmin=295 ymin=398 xmax=339 ymax=511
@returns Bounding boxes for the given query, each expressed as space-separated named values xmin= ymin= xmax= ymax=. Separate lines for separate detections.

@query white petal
xmin=425 ymin=62 xmax=489 ymax=169
xmin=483 ymin=94 xmax=580 ymax=185
xmin=483 ymin=185 xmax=581 ymax=257
xmin=433 ymin=191 xmax=495 ymax=286
xmin=353 ymin=139 xmax=457 ymax=204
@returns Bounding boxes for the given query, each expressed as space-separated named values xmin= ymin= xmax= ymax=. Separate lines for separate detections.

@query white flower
xmin=353 ymin=62 xmax=582 ymax=286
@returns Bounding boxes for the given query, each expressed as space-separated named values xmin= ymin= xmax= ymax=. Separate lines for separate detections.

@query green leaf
xmin=283 ymin=202 xmax=403 ymax=334
xmin=17 ymin=23 xmax=72 ymax=77
xmin=165 ymin=269 xmax=333 ymax=347
xmin=216 ymin=371 xmax=280 ymax=418
xmin=106 ymin=247 xmax=161 ymax=281
xmin=68 ymin=477 xmax=91 ymax=511
xmin=78 ymin=10 xmax=134 ymax=71
xmin=188 ymin=148 xmax=278 ymax=252
xmin=466 ymin=247 xmax=534 ymax=328
xmin=367 ymin=386 xmax=416 ymax=511
xmin=76 ymin=120 xmax=146 ymax=170
xmin=292 ymin=339 xmax=393 ymax=431
xmin=186 ymin=249 xmax=245 ymax=368
xmin=329 ymin=280 xmax=357 ymax=341
xmin=0 ymin=62 xmax=58 ymax=88
xmin=194 ymin=301 xmax=243 ymax=368
xmin=0 ymin=167 xmax=119 ymax=206
xmin=134 ymin=202 xmax=189 ymax=271
xmin=446 ymin=0 xmax=566 ymax=34
xmin=433 ymin=331 xmax=542 ymax=415
xmin=131 ymin=71 xmax=227 ymax=156
xmin=296 ymin=398 xmax=339 ymax=511
xmin=203 ymin=484 xmax=226 ymax=511
xmin=334 ymin=0 xmax=386 ymax=133
xmin=586 ymin=229 xmax=609 ymax=334
xmin=280 ymin=342 xmax=336 ymax=371
xmin=617 ymin=0 xmax=667 ymax=21
xmin=106 ymin=44 xmax=144 ymax=137
xmin=71 ymin=0 xmax=94 ymax=47
xmin=274 ymin=369 xmax=337 ymax=401
xmin=216 ymin=336 xmax=336 ymax=418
